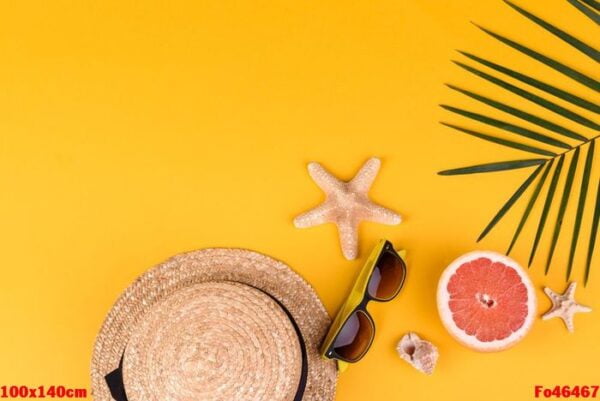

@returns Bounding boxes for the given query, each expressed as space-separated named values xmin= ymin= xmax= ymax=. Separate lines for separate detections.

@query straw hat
xmin=91 ymin=248 xmax=338 ymax=401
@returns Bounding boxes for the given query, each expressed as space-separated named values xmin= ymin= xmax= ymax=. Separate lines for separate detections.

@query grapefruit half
xmin=437 ymin=251 xmax=536 ymax=352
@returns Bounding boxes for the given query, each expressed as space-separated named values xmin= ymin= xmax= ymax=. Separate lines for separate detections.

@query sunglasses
xmin=320 ymin=240 xmax=407 ymax=368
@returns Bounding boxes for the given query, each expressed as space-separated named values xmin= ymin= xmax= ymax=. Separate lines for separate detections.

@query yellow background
xmin=0 ymin=0 xmax=598 ymax=400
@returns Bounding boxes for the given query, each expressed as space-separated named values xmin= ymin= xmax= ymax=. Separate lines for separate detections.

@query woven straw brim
xmin=91 ymin=248 xmax=338 ymax=401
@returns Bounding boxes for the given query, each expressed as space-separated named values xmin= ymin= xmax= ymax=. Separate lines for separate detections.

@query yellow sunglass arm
xmin=337 ymin=360 xmax=350 ymax=373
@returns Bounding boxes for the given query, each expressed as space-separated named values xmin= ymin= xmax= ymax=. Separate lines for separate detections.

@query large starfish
xmin=294 ymin=157 xmax=401 ymax=260
xmin=542 ymin=282 xmax=591 ymax=333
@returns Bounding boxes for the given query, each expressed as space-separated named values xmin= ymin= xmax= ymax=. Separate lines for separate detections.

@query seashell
xmin=396 ymin=332 xmax=438 ymax=375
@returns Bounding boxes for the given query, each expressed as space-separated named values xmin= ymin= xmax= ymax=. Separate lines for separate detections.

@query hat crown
xmin=123 ymin=281 xmax=302 ymax=401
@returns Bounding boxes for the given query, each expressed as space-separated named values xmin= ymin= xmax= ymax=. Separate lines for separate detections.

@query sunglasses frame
xmin=320 ymin=239 xmax=407 ymax=367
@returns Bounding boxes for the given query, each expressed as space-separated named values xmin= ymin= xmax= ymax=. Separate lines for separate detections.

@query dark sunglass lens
xmin=332 ymin=310 xmax=374 ymax=362
xmin=367 ymin=251 xmax=406 ymax=300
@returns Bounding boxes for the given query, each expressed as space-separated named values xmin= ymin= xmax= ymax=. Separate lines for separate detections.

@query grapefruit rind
xmin=437 ymin=251 xmax=536 ymax=352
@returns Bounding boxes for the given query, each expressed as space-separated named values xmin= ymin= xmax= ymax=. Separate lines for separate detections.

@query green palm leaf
xmin=454 ymin=61 xmax=600 ymax=130
xmin=441 ymin=1 xmax=599 ymax=283
xmin=568 ymin=0 xmax=600 ymax=24
xmin=440 ymin=105 xmax=573 ymax=148
xmin=446 ymin=84 xmax=590 ymax=140
xmin=439 ymin=159 xmax=546 ymax=175
xmin=545 ymin=148 xmax=580 ymax=274
xmin=478 ymin=164 xmax=545 ymax=241
xmin=584 ymin=179 xmax=600 ymax=285
xmin=507 ymin=160 xmax=555 ymax=254
xmin=529 ymin=155 xmax=565 ymax=266
xmin=440 ymin=122 xmax=557 ymax=156
xmin=504 ymin=0 xmax=600 ymax=62
xmin=458 ymin=52 xmax=600 ymax=115
xmin=567 ymin=140 xmax=595 ymax=279
xmin=578 ymin=0 xmax=600 ymax=11
xmin=474 ymin=24 xmax=600 ymax=91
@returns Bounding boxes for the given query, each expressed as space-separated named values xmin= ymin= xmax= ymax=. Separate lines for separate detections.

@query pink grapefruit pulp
xmin=437 ymin=251 xmax=536 ymax=351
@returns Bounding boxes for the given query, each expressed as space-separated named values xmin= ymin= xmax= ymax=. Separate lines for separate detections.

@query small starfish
xmin=542 ymin=282 xmax=592 ymax=333
xmin=294 ymin=157 xmax=401 ymax=260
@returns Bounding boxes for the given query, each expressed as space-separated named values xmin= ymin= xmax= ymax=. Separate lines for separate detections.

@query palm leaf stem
xmin=556 ymin=135 xmax=599 ymax=157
